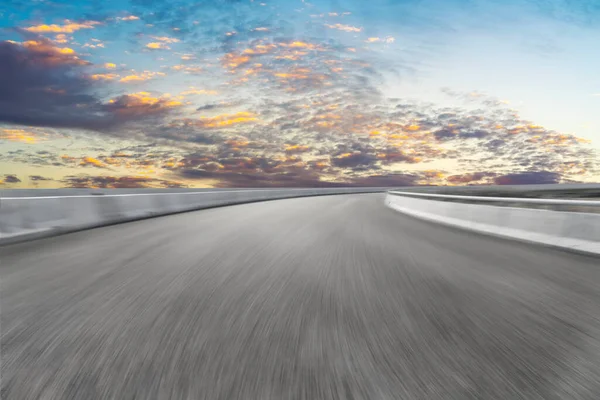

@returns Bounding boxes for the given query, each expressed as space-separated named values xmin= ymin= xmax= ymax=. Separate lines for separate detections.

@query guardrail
xmin=388 ymin=191 xmax=600 ymax=213
xmin=0 ymin=188 xmax=386 ymax=245
xmin=386 ymin=191 xmax=600 ymax=255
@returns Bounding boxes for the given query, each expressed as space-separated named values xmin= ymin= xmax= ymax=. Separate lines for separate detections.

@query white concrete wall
xmin=386 ymin=193 xmax=600 ymax=255
xmin=0 ymin=188 xmax=383 ymax=244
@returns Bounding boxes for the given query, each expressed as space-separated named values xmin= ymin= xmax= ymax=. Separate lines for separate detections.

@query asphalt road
xmin=2 ymin=193 xmax=600 ymax=399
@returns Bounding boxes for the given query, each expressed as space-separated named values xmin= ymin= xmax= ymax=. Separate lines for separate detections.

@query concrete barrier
xmin=386 ymin=192 xmax=600 ymax=255
xmin=0 ymin=188 xmax=385 ymax=245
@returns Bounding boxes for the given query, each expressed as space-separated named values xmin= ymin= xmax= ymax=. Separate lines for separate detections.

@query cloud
xmin=149 ymin=36 xmax=180 ymax=43
xmin=18 ymin=39 xmax=89 ymax=66
xmin=0 ymin=38 xmax=183 ymax=132
xmin=0 ymin=38 xmax=109 ymax=130
xmin=365 ymin=37 xmax=395 ymax=43
xmin=29 ymin=175 xmax=53 ymax=181
xmin=180 ymin=88 xmax=218 ymax=96
xmin=446 ymin=172 xmax=496 ymax=185
xmin=193 ymin=112 xmax=258 ymax=128
xmin=170 ymin=65 xmax=203 ymax=74
xmin=61 ymin=174 xmax=186 ymax=188
xmin=104 ymin=62 xmax=117 ymax=69
xmin=117 ymin=15 xmax=140 ymax=22
xmin=146 ymin=42 xmax=170 ymax=50
xmin=54 ymin=34 xmax=69 ymax=44
xmin=79 ymin=156 xmax=107 ymax=168
xmin=82 ymin=40 xmax=105 ymax=49
xmin=331 ymin=151 xmax=376 ymax=168
xmin=493 ymin=171 xmax=561 ymax=185
xmin=90 ymin=73 xmax=120 ymax=81
xmin=324 ymin=24 xmax=362 ymax=33
xmin=24 ymin=20 xmax=100 ymax=34
xmin=0 ymin=128 xmax=43 ymax=143
xmin=119 ymin=71 xmax=166 ymax=83
xmin=3 ymin=174 xmax=21 ymax=183
xmin=285 ymin=144 xmax=311 ymax=154
xmin=104 ymin=92 xmax=183 ymax=118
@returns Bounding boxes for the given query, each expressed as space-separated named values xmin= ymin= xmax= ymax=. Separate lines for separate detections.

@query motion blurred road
xmin=2 ymin=193 xmax=600 ymax=399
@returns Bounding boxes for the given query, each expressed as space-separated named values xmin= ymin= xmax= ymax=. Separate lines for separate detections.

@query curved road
xmin=2 ymin=193 xmax=600 ymax=399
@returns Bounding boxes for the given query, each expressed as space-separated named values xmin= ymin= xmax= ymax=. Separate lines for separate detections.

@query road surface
xmin=2 ymin=193 xmax=600 ymax=399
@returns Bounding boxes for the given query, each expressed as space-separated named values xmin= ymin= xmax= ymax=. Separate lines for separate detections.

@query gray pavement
xmin=1 ymin=193 xmax=600 ymax=399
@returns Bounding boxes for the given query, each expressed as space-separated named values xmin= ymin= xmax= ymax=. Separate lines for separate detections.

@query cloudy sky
xmin=0 ymin=0 xmax=598 ymax=188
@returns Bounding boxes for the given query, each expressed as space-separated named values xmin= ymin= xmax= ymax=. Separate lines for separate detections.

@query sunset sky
xmin=1 ymin=0 xmax=599 ymax=188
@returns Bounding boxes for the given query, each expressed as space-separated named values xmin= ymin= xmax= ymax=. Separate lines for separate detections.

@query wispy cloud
xmin=324 ymin=23 xmax=362 ymax=33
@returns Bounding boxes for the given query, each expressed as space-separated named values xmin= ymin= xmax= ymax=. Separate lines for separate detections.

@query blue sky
xmin=0 ymin=0 xmax=598 ymax=188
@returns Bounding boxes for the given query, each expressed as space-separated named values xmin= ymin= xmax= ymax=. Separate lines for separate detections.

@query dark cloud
xmin=446 ymin=172 xmax=496 ymax=185
xmin=0 ymin=38 xmax=111 ymax=130
xmin=180 ymin=167 xmax=335 ymax=188
xmin=196 ymin=103 xmax=220 ymax=111
xmin=4 ymin=174 xmax=21 ymax=183
xmin=29 ymin=175 xmax=53 ymax=181
xmin=61 ymin=174 xmax=187 ymax=188
xmin=331 ymin=152 xmax=376 ymax=168
xmin=459 ymin=130 xmax=489 ymax=139
xmin=433 ymin=128 xmax=456 ymax=140
xmin=0 ymin=38 xmax=181 ymax=132
xmin=494 ymin=171 xmax=561 ymax=185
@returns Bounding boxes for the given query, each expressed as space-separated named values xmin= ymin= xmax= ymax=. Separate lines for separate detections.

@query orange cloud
xmin=79 ymin=156 xmax=106 ymax=168
xmin=285 ymin=144 xmax=311 ymax=154
xmin=222 ymin=53 xmax=251 ymax=69
xmin=0 ymin=129 xmax=42 ymax=143
xmin=104 ymin=62 xmax=117 ymax=69
xmin=225 ymin=139 xmax=250 ymax=148
xmin=279 ymin=41 xmax=319 ymax=50
xmin=171 ymin=65 xmax=203 ymax=74
xmin=242 ymin=43 xmax=277 ymax=55
xmin=146 ymin=42 xmax=170 ymax=50
xmin=119 ymin=71 xmax=166 ymax=83
xmin=273 ymin=67 xmax=326 ymax=82
xmin=106 ymin=92 xmax=183 ymax=116
xmin=61 ymin=154 xmax=77 ymax=162
xmin=20 ymin=40 xmax=89 ymax=66
xmin=195 ymin=112 xmax=258 ymax=128
xmin=24 ymin=20 xmax=100 ymax=33
xmin=54 ymin=34 xmax=69 ymax=43
xmin=90 ymin=73 xmax=120 ymax=81
xmin=275 ymin=51 xmax=307 ymax=60
xmin=324 ymin=23 xmax=362 ymax=33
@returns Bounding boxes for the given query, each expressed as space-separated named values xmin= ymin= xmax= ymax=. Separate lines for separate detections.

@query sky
xmin=0 ymin=0 xmax=599 ymax=189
